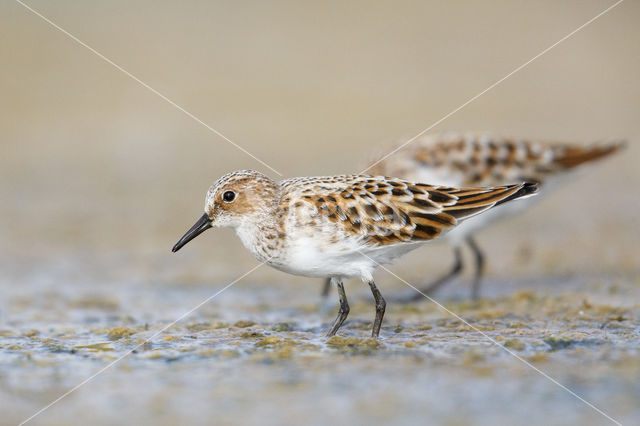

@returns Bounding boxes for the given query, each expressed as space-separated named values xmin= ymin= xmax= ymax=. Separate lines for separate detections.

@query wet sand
xmin=2 ymin=266 xmax=639 ymax=425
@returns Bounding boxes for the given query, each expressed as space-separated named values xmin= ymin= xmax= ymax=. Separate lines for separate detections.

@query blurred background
xmin=1 ymin=0 xmax=638 ymax=285
xmin=1 ymin=1 xmax=639 ymax=425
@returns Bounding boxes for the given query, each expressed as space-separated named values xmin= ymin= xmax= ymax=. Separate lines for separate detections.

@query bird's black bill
xmin=172 ymin=213 xmax=212 ymax=252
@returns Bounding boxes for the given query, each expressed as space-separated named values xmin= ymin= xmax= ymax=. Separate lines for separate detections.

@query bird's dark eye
xmin=222 ymin=191 xmax=236 ymax=202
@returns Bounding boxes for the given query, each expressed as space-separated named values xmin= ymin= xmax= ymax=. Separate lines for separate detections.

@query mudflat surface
xmin=2 ymin=265 xmax=639 ymax=425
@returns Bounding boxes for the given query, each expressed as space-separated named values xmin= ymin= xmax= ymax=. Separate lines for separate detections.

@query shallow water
xmin=2 ymin=265 xmax=639 ymax=425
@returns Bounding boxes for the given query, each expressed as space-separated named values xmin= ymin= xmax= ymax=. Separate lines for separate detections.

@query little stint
xmin=356 ymin=133 xmax=626 ymax=301
xmin=172 ymin=170 xmax=538 ymax=338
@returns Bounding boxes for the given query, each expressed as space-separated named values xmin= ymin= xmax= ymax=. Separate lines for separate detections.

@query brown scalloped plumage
xmin=368 ymin=134 xmax=626 ymax=186
xmin=280 ymin=175 xmax=538 ymax=248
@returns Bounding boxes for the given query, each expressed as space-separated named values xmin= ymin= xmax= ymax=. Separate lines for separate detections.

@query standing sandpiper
xmin=172 ymin=170 xmax=537 ymax=338
xmin=351 ymin=133 xmax=626 ymax=301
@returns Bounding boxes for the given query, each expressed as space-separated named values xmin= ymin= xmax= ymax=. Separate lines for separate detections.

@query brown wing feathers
xmin=290 ymin=175 xmax=538 ymax=247
xmin=323 ymin=178 xmax=537 ymax=246
xmin=387 ymin=181 xmax=538 ymax=243
xmin=415 ymin=183 xmax=537 ymax=240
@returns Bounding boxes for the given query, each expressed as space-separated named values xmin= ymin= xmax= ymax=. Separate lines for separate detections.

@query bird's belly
xmin=269 ymin=254 xmax=369 ymax=278
xmin=268 ymin=234 xmax=374 ymax=279
xmin=270 ymin=235 xmax=424 ymax=279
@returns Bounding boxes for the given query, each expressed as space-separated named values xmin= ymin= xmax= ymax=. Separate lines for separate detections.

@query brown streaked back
xmin=279 ymin=174 xmax=538 ymax=247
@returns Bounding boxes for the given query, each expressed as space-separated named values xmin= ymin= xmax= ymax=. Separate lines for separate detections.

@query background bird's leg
xmin=367 ymin=280 xmax=386 ymax=339
xmin=320 ymin=277 xmax=331 ymax=298
xmin=399 ymin=246 xmax=463 ymax=303
xmin=467 ymin=236 xmax=485 ymax=300
xmin=326 ymin=278 xmax=349 ymax=337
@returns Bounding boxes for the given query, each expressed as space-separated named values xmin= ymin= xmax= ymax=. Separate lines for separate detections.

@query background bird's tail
xmin=551 ymin=140 xmax=627 ymax=170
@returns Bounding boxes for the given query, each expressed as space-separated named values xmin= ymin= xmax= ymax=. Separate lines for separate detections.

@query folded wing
xmin=308 ymin=176 xmax=538 ymax=247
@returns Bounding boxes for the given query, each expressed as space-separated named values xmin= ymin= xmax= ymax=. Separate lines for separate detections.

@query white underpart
xmin=263 ymin=200 xmax=426 ymax=281
xmin=280 ymin=233 xmax=372 ymax=279
xmin=279 ymin=231 xmax=424 ymax=280
xmin=234 ymin=221 xmax=267 ymax=262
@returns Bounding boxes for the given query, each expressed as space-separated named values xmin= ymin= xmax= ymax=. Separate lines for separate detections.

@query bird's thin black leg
xmin=326 ymin=278 xmax=349 ymax=337
xmin=467 ymin=236 xmax=485 ymax=300
xmin=320 ymin=277 xmax=332 ymax=298
xmin=367 ymin=279 xmax=386 ymax=339
xmin=399 ymin=246 xmax=463 ymax=303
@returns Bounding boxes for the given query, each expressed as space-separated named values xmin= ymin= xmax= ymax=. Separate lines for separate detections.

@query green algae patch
xmin=526 ymin=353 xmax=549 ymax=363
xmin=42 ymin=339 xmax=70 ymax=353
xmin=455 ymin=324 xmax=496 ymax=332
xmin=470 ymin=366 xmax=495 ymax=377
xmin=543 ymin=336 xmax=603 ymax=351
xmin=255 ymin=336 xmax=301 ymax=350
xmin=271 ymin=322 xmax=295 ymax=332
xmin=608 ymin=314 xmax=627 ymax=322
xmin=74 ymin=342 xmax=114 ymax=351
xmin=140 ymin=350 xmax=176 ymax=360
xmin=185 ymin=322 xmax=213 ymax=332
xmin=326 ymin=336 xmax=381 ymax=354
xmin=438 ymin=319 xmax=461 ymax=328
xmin=238 ymin=330 xmax=264 ymax=339
xmin=234 ymin=320 xmax=256 ymax=328
xmin=503 ymin=338 xmax=525 ymax=351
xmin=271 ymin=347 xmax=293 ymax=360
xmin=462 ymin=350 xmax=486 ymax=366
xmin=186 ymin=321 xmax=228 ymax=332
xmin=23 ymin=329 xmax=39 ymax=338
xmin=107 ymin=327 xmax=137 ymax=340
xmin=512 ymin=290 xmax=537 ymax=302
xmin=249 ymin=346 xmax=294 ymax=362
xmin=255 ymin=336 xmax=284 ymax=347
xmin=543 ymin=336 xmax=577 ymax=351
xmin=251 ymin=336 xmax=300 ymax=361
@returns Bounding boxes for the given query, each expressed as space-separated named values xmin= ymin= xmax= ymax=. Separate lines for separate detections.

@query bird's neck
xmin=234 ymin=209 xmax=282 ymax=263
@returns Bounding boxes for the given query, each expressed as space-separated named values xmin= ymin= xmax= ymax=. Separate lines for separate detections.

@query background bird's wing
xmin=370 ymin=134 xmax=626 ymax=186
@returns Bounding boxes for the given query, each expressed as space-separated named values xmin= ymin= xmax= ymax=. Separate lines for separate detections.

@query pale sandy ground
xmin=1 ymin=1 xmax=639 ymax=425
